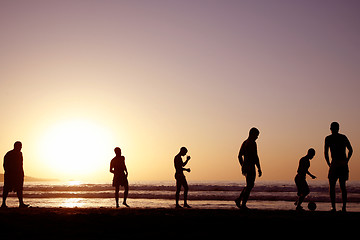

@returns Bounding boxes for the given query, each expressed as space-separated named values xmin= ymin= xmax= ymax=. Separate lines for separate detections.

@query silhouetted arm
xmin=124 ymin=157 xmax=128 ymax=176
xmin=183 ymin=156 xmax=191 ymax=167
xmin=254 ymin=143 xmax=262 ymax=177
xmin=20 ymin=153 xmax=24 ymax=176
xmin=324 ymin=138 xmax=331 ymax=167
xmin=183 ymin=156 xmax=191 ymax=172
xmin=238 ymin=154 xmax=244 ymax=166
xmin=238 ymin=144 xmax=244 ymax=166
xmin=306 ymin=170 xmax=316 ymax=179
xmin=110 ymin=160 xmax=114 ymax=174
xmin=255 ymin=156 xmax=262 ymax=177
xmin=175 ymin=155 xmax=190 ymax=173
xmin=346 ymin=137 xmax=353 ymax=162
xmin=3 ymin=153 xmax=8 ymax=171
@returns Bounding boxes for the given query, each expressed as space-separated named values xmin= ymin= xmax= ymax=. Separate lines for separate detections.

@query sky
xmin=1 ymin=0 xmax=360 ymax=183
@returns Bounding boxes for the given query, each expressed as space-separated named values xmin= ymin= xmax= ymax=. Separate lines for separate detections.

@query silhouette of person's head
xmin=180 ymin=147 xmax=188 ymax=156
xmin=330 ymin=122 xmax=339 ymax=134
xmin=114 ymin=147 xmax=121 ymax=156
xmin=307 ymin=148 xmax=316 ymax=159
xmin=248 ymin=127 xmax=260 ymax=141
xmin=14 ymin=141 xmax=22 ymax=152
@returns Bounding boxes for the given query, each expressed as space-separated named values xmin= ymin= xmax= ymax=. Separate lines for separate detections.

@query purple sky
xmin=0 ymin=1 xmax=359 ymax=181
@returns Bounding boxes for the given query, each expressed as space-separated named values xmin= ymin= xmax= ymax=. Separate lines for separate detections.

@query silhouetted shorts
xmin=3 ymin=174 xmax=24 ymax=193
xmin=328 ymin=164 xmax=349 ymax=182
xmin=295 ymin=174 xmax=309 ymax=196
xmin=112 ymin=173 xmax=128 ymax=187
xmin=242 ymin=165 xmax=256 ymax=184
xmin=175 ymin=173 xmax=188 ymax=190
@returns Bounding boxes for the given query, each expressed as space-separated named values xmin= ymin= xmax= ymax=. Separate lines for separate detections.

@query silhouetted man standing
xmin=1 ymin=141 xmax=29 ymax=208
xmin=235 ymin=127 xmax=262 ymax=210
xmin=174 ymin=147 xmax=191 ymax=208
xmin=110 ymin=147 xmax=129 ymax=208
xmin=325 ymin=122 xmax=353 ymax=212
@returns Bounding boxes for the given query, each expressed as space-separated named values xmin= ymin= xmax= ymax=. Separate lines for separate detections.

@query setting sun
xmin=37 ymin=119 xmax=115 ymax=180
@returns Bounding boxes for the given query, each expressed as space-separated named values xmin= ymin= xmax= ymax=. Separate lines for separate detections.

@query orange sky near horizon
xmin=1 ymin=1 xmax=360 ymax=183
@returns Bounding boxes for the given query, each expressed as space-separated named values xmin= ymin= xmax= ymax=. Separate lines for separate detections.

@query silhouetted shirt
xmin=174 ymin=155 xmax=184 ymax=176
xmin=239 ymin=139 xmax=259 ymax=168
xmin=325 ymin=133 xmax=351 ymax=165
xmin=110 ymin=156 xmax=126 ymax=176
xmin=3 ymin=149 xmax=24 ymax=179
xmin=297 ymin=157 xmax=310 ymax=178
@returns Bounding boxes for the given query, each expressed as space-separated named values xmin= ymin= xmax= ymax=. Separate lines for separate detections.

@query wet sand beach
xmin=0 ymin=207 xmax=359 ymax=238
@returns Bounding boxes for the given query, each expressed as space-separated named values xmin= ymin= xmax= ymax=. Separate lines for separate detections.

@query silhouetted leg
xmin=123 ymin=186 xmax=129 ymax=202
xmin=296 ymin=194 xmax=306 ymax=210
xmin=183 ymin=184 xmax=188 ymax=205
xmin=339 ymin=179 xmax=347 ymax=212
xmin=329 ymin=179 xmax=336 ymax=211
xmin=1 ymin=190 xmax=9 ymax=208
xmin=183 ymin=180 xmax=190 ymax=208
xmin=115 ymin=186 xmax=120 ymax=208
xmin=242 ymin=181 xmax=254 ymax=208
xmin=175 ymin=180 xmax=182 ymax=207
xmin=296 ymin=181 xmax=309 ymax=210
xmin=17 ymin=190 xmax=29 ymax=208
xmin=17 ymin=190 xmax=24 ymax=205
xmin=123 ymin=183 xmax=129 ymax=207
xmin=242 ymin=186 xmax=253 ymax=207
xmin=235 ymin=188 xmax=245 ymax=208
xmin=239 ymin=188 xmax=245 ymax=201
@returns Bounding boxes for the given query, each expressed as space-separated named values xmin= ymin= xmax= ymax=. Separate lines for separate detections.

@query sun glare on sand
xmin=38 ymin=119 xmax=115 ymax=180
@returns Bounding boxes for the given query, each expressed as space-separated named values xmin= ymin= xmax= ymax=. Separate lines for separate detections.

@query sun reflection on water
xmin=67 ymin=181 xmax=82 ymax=186
xmin=60 ymin=181 xmax=85 ymax=208
xmin=61 ymin=198 xmax=85 ymax=208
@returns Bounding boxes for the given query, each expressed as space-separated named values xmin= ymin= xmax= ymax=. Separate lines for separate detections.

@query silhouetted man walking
xmin=1 ymin=141 xmax=29 ymax=208
xmin=235 ymin=128 xmax=262 ymax=210
xmin=325 ymin=122 xmax=353 ymax=212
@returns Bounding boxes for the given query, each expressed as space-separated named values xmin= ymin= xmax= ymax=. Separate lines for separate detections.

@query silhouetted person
xmin=110 ymin=147 xmax=129 ymax=208
xmin=174 ymin=147 xmax=191 ymax=208
xmin=294 ymin=148 xmax=316 ymax=211
xmin=1 ymin=141 xmax=29 ymax=208
xmin=235 ymin=128 xmax=262 ymax=210
xmin=324 ymin=122 xmax=353 ymax=212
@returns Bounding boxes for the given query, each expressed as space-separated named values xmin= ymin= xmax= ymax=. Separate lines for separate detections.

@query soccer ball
xmin=308 ymin=201 xmax=317 ymax=211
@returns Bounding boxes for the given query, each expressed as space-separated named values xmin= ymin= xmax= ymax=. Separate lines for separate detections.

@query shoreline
xmin=1 ymin=207 xmax=359 ymax=238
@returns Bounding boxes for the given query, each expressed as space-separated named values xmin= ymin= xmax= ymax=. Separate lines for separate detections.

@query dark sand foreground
xmin=1 ymin=207 xmax=359 ymax=238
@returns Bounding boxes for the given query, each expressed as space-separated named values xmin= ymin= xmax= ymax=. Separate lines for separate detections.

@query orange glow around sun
xmin=37 ymin=119 xmax=116 ymax=180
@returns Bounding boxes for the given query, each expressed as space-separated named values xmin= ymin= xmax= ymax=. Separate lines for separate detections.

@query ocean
xmin=3 ymin=180 xmax=360 ymax=212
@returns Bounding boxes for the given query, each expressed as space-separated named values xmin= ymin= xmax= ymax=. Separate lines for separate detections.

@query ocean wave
xmin=10 ymin=181 xmax=359 ymax=203
xmin=21 ymin=181 xmax=360 ymax=193
xmin=19 ymin=191 xmax=360 ymax=203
